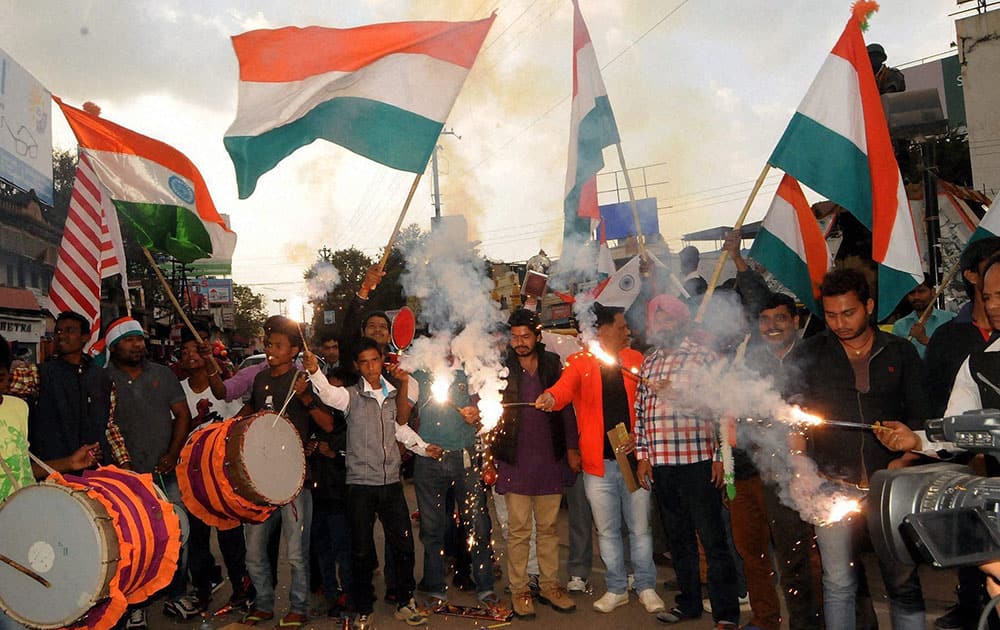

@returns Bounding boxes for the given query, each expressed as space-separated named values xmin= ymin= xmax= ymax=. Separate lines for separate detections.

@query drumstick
xmin=0 ymin=553 xmax=51 ymax=588
xmin=296 ymin=322 xmax=310 ymax=353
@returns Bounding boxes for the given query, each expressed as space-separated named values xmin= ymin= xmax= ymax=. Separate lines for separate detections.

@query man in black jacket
xmin=789 ymin=269 xmax=931 ymax=630
xmin=491 ymin=309 xmax=579 ymax=618
xmin=29 ymin=311 xmax=112 ymax=467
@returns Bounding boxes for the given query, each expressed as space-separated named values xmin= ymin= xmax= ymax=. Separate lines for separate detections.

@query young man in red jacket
xmin=536 ymin=304 xmax=664 ymax=615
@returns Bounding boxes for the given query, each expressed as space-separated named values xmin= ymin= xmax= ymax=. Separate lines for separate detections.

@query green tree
xmin=49 ymin=148 xmax=78 ymax=225
xmin=232 ymin=283 xmax=267 ymax=342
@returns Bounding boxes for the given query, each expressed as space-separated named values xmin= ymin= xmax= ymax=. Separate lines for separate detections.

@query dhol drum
xmin=177 ymin=411 xmax=305 ymax=530
xmin=0 ymin=482 xmax=119 ymax=629
xmin=0 ymin=467 xmax=181 ymax=630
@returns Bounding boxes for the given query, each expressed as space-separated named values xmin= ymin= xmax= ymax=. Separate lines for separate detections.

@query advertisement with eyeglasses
xmin=0 ymin=48 xmax=53 ymax=205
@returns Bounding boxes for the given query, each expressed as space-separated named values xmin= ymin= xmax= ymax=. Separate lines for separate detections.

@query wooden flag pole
xmin=614 ymin=142 xmax=647 ymax=259
xmin=695 ymin=163 xmax=772 ymax=322
xmin=907 ymin=262 xmax=961 ymax=340
xmin=140 ymin=247 xmax=220 ymax=371
xmin=377 ymin=173 xmax=423 ymax=272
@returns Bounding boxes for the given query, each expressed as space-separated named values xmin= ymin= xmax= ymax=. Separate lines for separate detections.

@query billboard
xmin=901 ymin=54 xmax=966 ymax=130
xmin=0 ymin=48 xmax=53 ymax=204
xmin=598 ymin=197 xmax=659 ymax=240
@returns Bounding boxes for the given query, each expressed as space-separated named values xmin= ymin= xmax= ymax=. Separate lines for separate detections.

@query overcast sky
xmin=3 ymin=0 xmax=961 ymax=314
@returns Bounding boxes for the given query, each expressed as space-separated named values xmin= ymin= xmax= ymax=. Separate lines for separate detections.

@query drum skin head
xmin=237 ymin=413 xmax=305 ymax=504
xmin=0 ymin=483 xmax=118 ymax=628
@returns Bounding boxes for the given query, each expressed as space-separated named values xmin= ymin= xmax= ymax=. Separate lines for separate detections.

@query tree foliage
xmin=232 ymin=283 xmax=267 ymax=342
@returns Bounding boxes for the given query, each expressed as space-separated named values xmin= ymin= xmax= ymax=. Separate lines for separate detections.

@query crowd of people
xmin=4 ymin=232 xmax=1000 ymax=630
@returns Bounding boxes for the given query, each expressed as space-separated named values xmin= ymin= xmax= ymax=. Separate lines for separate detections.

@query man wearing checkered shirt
xmin=635 ymin=295 xmax=740 ymax=629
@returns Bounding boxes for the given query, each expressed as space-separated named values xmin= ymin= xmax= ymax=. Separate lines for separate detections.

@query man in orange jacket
xmin=536 ymin=304 xmax=664 ymax=616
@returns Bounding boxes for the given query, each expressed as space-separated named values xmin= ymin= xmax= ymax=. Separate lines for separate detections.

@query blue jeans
xmin=158 ymin=473 xmax=189 ymax=599
xmin=815 ymin=515 xmax=925 ymax=630
xmin=650 ymin=460 xmax=740 ymax=623
xmin=312 ymin=505 xmax=352 ymax=599
xmin=582 ymin=461 xmax=656 ymax=594
xmin=566 ymin=472 xmax=594 ymax=579
xmin=245 ymin=489 xmax=312 ymax=614
xmin=414 ymin=451 xmax=494 ymax=599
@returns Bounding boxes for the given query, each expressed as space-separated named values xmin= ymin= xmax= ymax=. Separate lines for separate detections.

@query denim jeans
xmin=347 ymin=483 xmax=416 ymax=614
xmin=414 ymin=451 xmax=494 ymax=598
xmin=566 ymin=472 xmax=594 ymax=579
xmin=245 ymin=489 xmax=312 ymax=614
xmin=651 ymin=460 xmax=740 ymax=623
xmin=814 ymin=514 xmax=925 ymax=630
xmin=582 ymin=461 xmax=656 ymax=594
xmin=312 ymin=505 xmax=352 ymax=599
xmin=158 ymin=473 xmax=189 ymax=599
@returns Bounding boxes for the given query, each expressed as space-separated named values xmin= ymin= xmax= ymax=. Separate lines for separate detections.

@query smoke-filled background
xmin=398 ymin=229 xmax=508 ymax=428
xmin=1 ymin=1 xmax=955 ymax=314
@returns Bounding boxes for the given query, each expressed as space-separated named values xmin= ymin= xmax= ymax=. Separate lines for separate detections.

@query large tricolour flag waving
xmin=54 ymin=97 xmax=237 ymax=264
xmin=563 ymin=0 xmax=621 ymax=244
xmin=224 ymin=16 xmax=495 ymax=199
xmin=49 ymin=150 xmax=130 ymax=348
xmin=767 ymin=3 xmax=921 ymax=319
xmin=749 ymin=175 xmax=832 ymax=315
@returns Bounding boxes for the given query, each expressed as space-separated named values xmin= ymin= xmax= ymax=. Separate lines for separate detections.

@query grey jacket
xmin=309 ymin=371 xmax=401 ymax=486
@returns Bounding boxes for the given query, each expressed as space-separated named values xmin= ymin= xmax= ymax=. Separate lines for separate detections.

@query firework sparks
xmin=823 ymin=497 xmax=862 ymax=525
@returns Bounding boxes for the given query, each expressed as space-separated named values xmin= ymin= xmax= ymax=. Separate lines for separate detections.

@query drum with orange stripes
xmin=0 ymin=467 xmax=182 ymax=630
xmin=176 ymin=411 xmax=306 ymax=530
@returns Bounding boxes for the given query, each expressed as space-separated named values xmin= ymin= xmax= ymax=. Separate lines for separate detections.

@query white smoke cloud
xmin=305 ymin=261 xmax=342 ymax=303
xmin=398 ymin=229 xmax=508 ymax=431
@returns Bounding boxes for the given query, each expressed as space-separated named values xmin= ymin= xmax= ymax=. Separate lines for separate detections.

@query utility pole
xmin=273 ymin=297 xmax=286 ymax=316
xmin=431 ymin=128 xmax=461 ymax=218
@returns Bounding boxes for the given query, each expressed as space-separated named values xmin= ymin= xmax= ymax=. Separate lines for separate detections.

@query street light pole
xmin=273 ymin=298 xmax=287 ymax=316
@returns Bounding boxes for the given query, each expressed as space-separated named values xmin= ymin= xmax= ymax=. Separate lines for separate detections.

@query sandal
xmin=277 ymin=612 xmax=308 ymax=627
xmin=241 ymin=610 xmax=274 ymax=626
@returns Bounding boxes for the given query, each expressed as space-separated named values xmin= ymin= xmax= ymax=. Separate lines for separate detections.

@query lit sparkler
xmin=822 ymin=496 xmax=862 ymax=525
xmin=783 ymin=405 xmax=891 ymax=433
xmin=587 ymin=341 xmax=652 ymax=386
xmin=477 ymin=397 xmax=503 ymax=433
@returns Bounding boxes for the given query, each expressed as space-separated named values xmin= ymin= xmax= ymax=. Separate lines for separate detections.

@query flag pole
xmin=140 ymin=248 xmax=220 ymax=371
xmin=908 ymin=261 xmax=961 ymax=339
xmin=614 ymin=142 xmax=647 ymax=259
xmin=695 ymin=163 xmax=771 ymax=323
xmin=377 ymin=173 xmax=423 ymax=272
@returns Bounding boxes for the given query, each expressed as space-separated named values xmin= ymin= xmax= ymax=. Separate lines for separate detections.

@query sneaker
xmin=513 ymin=591 xmax=536 ymax=619
xmin=277 ymin=612 xmax=308 ymax=627
xmin=394 ymin=597 xmax=428 ymax=626
xmin=638 ymin=588 xmax=665 ymax=613
xmin=353 ymin=614 xmax=372 ymax=630
xmin=163 ymin=594 xmax=204 ymax=620
xmin=124 ymin=609 xmax=146 ymax=630
xmin=228 ymin=575 xmax=256 ymax=610
xmin=703 ymin=593 xmax=750 ymax=614
xmin=240 ymin=609 xmax=274 ymax=626
xmin=527 ymin=574 xmax=541 ymax=595
xmin=537 ymin=586 xmax=576 ymax=613
xmin=327 ymin=592 xmax=350 ymax=617
xmin=656 ymin=606 xmax=701 ymax=624
xmin=478 ymin=591 xmax=505 ymax=612
xmin=593 ymin=591 xmax=628 ymax=613
xmin=568 ymin=576 xmax=591 ymax=594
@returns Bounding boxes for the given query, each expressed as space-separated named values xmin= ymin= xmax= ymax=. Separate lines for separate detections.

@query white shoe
xmin=638 ymin=588 xmax=665 ymax=613
xmin=567 ymin=576 xmax=590 ymax=593
xmin=593 ymin=591 xmax=628 ymax=613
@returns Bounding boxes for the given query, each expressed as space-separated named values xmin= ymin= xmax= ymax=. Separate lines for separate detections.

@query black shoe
xmin=228 ymin=575 xmax=256 ymax=610
xmin=934 ymin=602 xmax=976 ymax=630
xmin=656 ymin=606 xmax=702 ymax=624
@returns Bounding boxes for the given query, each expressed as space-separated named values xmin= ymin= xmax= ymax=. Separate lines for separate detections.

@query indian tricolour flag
xmin=224 ymin=16 xmax=495 ymax=199
xmin=54 ymin=97 xmax=236 ymax=264
xmin=563 ymin=0 xmax=620 ymax=244
xmin=749 ymin=175 xmax=832 ymax=315
xmin=970 ymin=203 xmax=998 ymax=243
xmin=767 ymin=3 xmax=921 ymax=319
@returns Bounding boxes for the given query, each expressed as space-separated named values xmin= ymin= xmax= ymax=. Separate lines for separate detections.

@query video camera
xmin=869 ymin=410 xmax=1000 ymax=568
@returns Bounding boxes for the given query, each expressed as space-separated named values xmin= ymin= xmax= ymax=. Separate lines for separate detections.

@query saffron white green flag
xmin=225 ymin=16 xmax=495 ymax=199
xmin=767 ymin=4 xmax=921 ymax=319
xmin=749 ymin=175 xmax=832 ymax=315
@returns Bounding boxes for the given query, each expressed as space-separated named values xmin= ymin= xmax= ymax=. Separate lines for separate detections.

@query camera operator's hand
xmin=875 ymin=421 xmax=922 ymax=452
